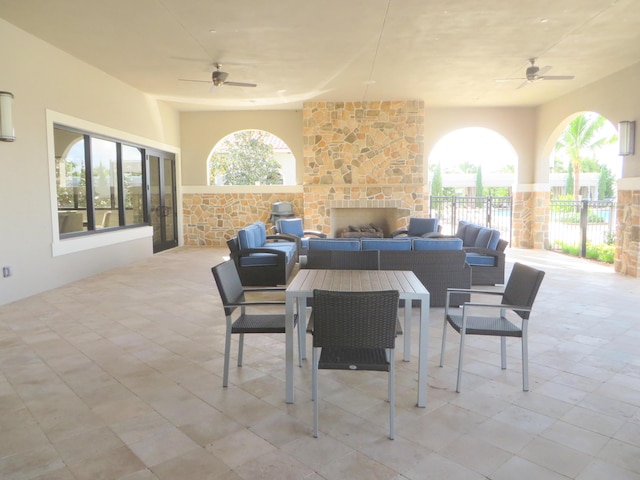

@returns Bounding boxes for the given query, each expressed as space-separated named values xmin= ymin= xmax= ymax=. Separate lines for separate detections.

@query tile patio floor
xmin=1 ymin=246 xmax=639 ymax=479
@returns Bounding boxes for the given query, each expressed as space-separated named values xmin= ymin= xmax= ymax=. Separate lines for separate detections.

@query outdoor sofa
xmin=227 ymin=221 xmax=298 ymax=286
xmin=305 ymin=237 xmax=471 ymax=307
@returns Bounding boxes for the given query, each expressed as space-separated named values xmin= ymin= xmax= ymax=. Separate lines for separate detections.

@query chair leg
xmin=439 ymin=318 xmax=448 ymax=367
xmin=456 ymin=329 xmax=466 ymax=393
xmin=223 ymin=325 xmax=232 ymax=388
xmin=500 ymin=336 xmax=507 ymax=369
xmin=522 ymin=332 xmax=529 ymax=391
xmin=296 ymin=313 xmax=303 ymax=367
xmin=237 ymin=333 xmax=244 ymax=367
xmin=389 ymin=348 xmax=395 ymax=440
xmin=312 ymin=347 xmax=319 ymax=438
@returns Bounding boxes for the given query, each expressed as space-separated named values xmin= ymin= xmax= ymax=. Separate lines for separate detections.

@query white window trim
xmin=47 ymin=110 xmax=180 ymax=257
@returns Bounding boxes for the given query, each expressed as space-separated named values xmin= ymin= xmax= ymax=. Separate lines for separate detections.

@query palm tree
xmin=553 ymin=114 xmax=614 ymax=199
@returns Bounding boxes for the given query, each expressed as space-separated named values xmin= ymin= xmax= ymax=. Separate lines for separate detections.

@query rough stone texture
xmin=615 ymin=189 xmax=640 ymax=277
xmin=182 ymin=193 xmax=302 ymax=246
xmin=302 ymin=100 xmax=426 ymax=233
xmin=512 ymin=191 xmax=549 ymax=249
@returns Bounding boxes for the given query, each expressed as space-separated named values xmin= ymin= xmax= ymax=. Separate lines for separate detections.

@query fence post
xmin=580 ymin=200 xmax=588 ymax=258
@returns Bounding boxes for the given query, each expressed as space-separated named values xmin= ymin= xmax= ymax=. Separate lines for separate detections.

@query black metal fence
xmin=548 ymin=200 xmax=616 ymax=256
xmin=429 ymin=196 xmax=513 ymax=244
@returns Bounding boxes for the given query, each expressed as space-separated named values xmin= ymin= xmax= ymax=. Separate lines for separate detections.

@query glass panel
xmin=163 ymin=157 xmax=176 ymax=243
xmin=149 ymin=155 xmax=162 ymax=246
xmin=122 ymin=145 xmax=144 ymax=226
xmin=91 ymin=138 xmax=118 ymax=229
xmin=54 ymin=126 xmax=87 ymax=234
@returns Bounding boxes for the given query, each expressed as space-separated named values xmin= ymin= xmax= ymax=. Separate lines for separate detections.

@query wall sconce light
xmin=619 ymin=120 xmax=635 ymax=156
xmin=0 ymin=91 xmax=15 ymax=142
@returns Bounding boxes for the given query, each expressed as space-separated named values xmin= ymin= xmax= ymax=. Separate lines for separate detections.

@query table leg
xmin=298 ymin=297 xmax=307 ymax=360
xmin=285 ymin=293 xmax=295 ymax=404
xmin=417 ymin=297 xmax=429 ymax=407
xmin=403 ymin=301 xmax=411 ymax=362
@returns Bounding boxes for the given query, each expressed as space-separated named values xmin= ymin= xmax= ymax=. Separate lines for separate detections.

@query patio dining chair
xmin=211 ymin=259 xmax=301 ymax=387
xmin=310 ymin=289 xmax=400 ymax=439
xmin=439 ymin=262 xmax=545 ymax=392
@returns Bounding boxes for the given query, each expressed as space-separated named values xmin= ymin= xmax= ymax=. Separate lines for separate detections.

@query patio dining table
xmin=285 ymin=269 xmax=430 ymax=407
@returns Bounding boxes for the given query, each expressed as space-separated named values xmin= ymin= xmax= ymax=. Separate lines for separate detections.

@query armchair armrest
xmin=266 ymin=234 xmax=297 ymax=243
xmin=303 ymin=230 xmax=326 ymax=238
xmin=391 ymin=228 xmax=408 ymax=237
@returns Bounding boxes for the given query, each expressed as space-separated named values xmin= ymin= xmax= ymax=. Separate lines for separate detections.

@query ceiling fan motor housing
xmin=212 ymin=70 xmax=229 ymax=86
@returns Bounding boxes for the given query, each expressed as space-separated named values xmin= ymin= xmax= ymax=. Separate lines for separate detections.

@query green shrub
xmin=555 ymin=241 xmax=614 ymax=264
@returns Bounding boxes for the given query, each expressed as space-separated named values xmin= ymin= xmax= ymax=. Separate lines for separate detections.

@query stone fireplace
xmin=302 ymin=100 xmax=426 ymax=237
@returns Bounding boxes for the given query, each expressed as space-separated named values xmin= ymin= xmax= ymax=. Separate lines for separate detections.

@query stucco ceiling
xmin=2 ymin=0 xmax=640 ymax=111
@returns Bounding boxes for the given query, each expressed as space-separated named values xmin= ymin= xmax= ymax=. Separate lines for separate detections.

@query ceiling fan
xmin=497 ymin=58 xmax=575 ymax=89
xmin=180 ymin=63 xmax=257 ymax=90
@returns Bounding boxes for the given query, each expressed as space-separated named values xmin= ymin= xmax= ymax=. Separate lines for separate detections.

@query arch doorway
xmin=428 ymin=127 xmax=517 ymax=237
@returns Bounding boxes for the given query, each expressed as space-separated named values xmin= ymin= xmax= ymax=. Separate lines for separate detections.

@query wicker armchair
xmin=310 ymin=289 xmax=400 ymax=439
xmin=440 ymin=262 xmax=545 ymax=392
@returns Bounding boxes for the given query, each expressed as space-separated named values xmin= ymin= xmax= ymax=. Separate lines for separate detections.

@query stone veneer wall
xmin=615 ymin=189 xmax=640 ymax=277
xmin=302 ymin=100 xmax=426 ymax=233
xmin=512 ymin=191 xmax=549 ymax=249
xmin=183 ymin=193 xmax=303 ymax=246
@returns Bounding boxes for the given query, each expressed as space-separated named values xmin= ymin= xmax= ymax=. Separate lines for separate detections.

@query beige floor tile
xmin=2 ymin=247 xmax=640 ymax=479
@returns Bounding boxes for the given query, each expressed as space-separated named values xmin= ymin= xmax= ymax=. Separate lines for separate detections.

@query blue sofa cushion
xmin=462 ymin=224 xmax=481 ymax=247
xmin=254 ymin=221 xmax=267 ymax=245
xmin=308 ymin=239 xmax=361 ymax=251
xmin=487 ymin=229 xmax=501 ymax=250
xmin=277 ymin=218 xmax=304 ymax=237
xmin=475 ymin=227 xmax=494 ymax=248
xmin=465 ymin=252 xmax=496 ymax=266
xmin=238 ymin=224 xmax=261 ymax=250
xmin=361 ymin=238 xmax=412 ymax=251
xmin=455 ymin=221 xmax=470 ymax=240
xmin=413 ymin=237 xmax=463 ymax=251
xmin=407 ymin=218 xmax=439 ymax=236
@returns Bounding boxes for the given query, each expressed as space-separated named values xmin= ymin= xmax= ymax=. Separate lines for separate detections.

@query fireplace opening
xmin=330 ymin=208 xmax=399 ymax=238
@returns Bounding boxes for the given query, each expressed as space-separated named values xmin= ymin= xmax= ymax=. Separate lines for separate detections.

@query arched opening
xmin=207 ymin=130 xmax=296 ymax=186
xmin=546 ymin=111 xmax=620 ymax=263
xmin=428 ymin=127 xmax=517 ymax=237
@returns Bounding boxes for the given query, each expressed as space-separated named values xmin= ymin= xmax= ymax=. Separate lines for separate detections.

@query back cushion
xmin=462 ymin=224 xmax=481 ymax=246
xmin=455 ymin=221 xmax=469 ymax=240
xmin=308 ymin=239 xmax=361 ymax=251
xmin=253 ymin=221 xmax=267 ymax=245
xmin=277 ymin=218 xmax=304 ymax=237
xmin=412 ymin=238 xmax=463 ymax=251
xmin=487 ymin=229 xmax=501 ymax=250
xmin=474 ymin=227 xmax=494 ymax=248
xmin=238 ymin=224 xmax=260 ymax=249
xmin=407 ymin=218 xmax=439 ymax=236
xmin=361 ymin=239 xmax=412 ymax=251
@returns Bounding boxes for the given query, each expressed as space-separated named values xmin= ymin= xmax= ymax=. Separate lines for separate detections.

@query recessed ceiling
xmin=2 ymin=0 xmax=640 ymax=111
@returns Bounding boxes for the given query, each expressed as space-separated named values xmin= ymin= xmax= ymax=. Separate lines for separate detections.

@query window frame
xmin=47 ymin=110 xmax=178 ymax=257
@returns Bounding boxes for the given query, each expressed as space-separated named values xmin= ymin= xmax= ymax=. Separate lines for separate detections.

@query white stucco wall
xmin=0 ymin=19 xmax=181 ymax=305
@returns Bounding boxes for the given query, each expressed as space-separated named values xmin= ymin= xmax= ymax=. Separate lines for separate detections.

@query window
xmin=54 ymin=125 xmax=146 ymax=236
xmin=208 ymin=130 xmax=296 ymax=185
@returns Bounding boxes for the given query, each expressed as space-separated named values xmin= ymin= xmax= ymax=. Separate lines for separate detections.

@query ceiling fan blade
xmin=541 ymin=75 xmax=575 ymax=80
xmin=495 ymin=77 xmax=526 ymax=83
xmin=224 ymin=81 xmax=257 ymax=87
xmin=537 ymin=65 xmax=552 ymax=76
xmin=516 ymin=80 xmax=530 ymax=90
xmin=178 ymin=79 xmax=211 ymax=83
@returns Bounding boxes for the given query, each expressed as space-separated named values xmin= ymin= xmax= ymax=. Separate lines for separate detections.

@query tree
xmin=431 ymin=163 xmax=443 ymax=196
xmin=598 ymin=164 xmax=615 ymax=200
xmin=209 ymin=130 xmax=283 ymax=185
xmin=475 ymin=166 xmax=484 ymax=207
xmin=566 ymin=162 xmax=574 ymax=196
xmin=553 ymin=113 xmax=615 ymax=199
